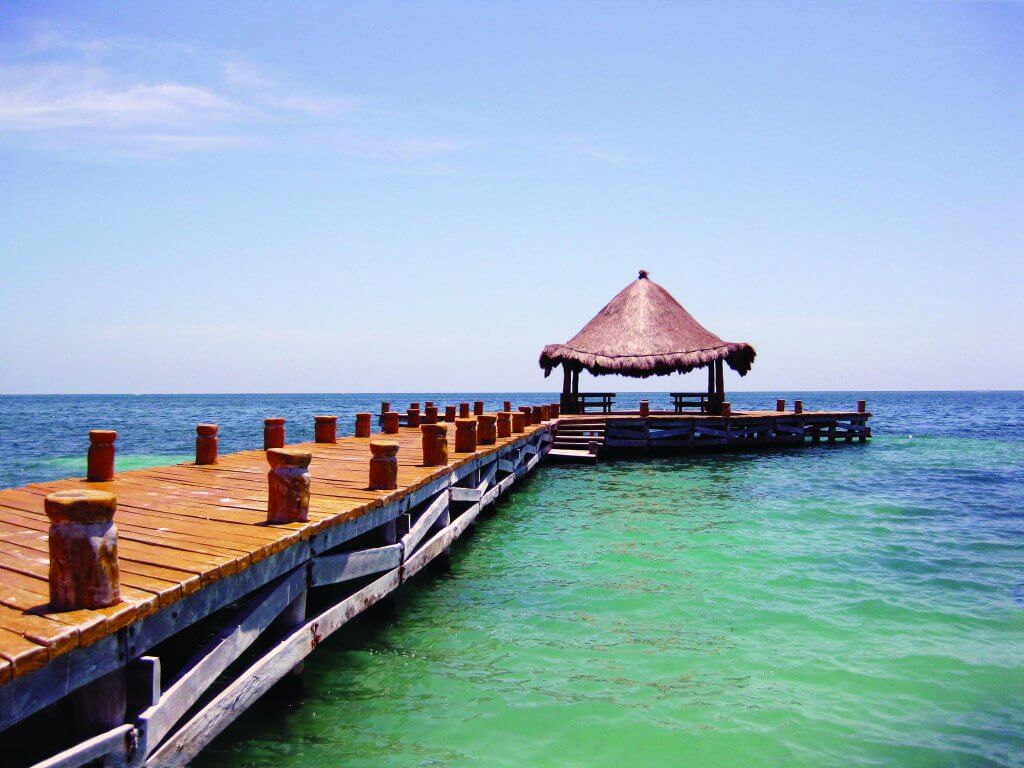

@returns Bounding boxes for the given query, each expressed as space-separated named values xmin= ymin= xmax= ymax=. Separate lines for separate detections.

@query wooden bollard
xmin=421 ymin=424 xmax=448 ymax=466
xmin=857 ymin=400 xmax=867 ymax=413
xmin=425 ymin=401 xmax=434 ymax=408
xmin=639 ymin=399 xmax=650 ymax=417
xmin=794 ymin=400 xmax=803 ymax=414
xmin=503 ymin=400 xmax=512 ymax=412
xmin=477 ymin=414 xmax=497 ymax=445
xmin=540 ymin=405 xmax=550 ymax=421
xmin=445 ymin=405 xmax=457 ymax=422
xmin=87 ymin=430 xmax=116 ymax=482
xmin=532 ymin=405 xmax=543 ymax=424
xmin=266 ymin=449 xmax=311 ymax=524
xmin=424 ymin=405 xmax=439 ymax=424
xmin=455 ymin=418 xmax=477 ymax=453
xmin=383 ymin=411 xmax=400 ymax=434
xmin=369 ymin=441 xmax=399 ymax=490
xmin=511 ymin=411 xmax=526 ymax=433
xmin=496 ymin=411 xmax=512 ymax=438
xmin=550 ymin=403 xmax=560 ymax=418
xmin=355 ymin=412 xmax=372 ymax=437
xmin=45 ymin=490 xmax=121 ymax=610
xmin=721 ymin=402 xmax=731 ymax=417
xmin=264 ymin=418 xmax=285 ymax=450
xmin=410 ymin=402 xmax=420 ymax=410
xmin=776 ymin=399 xmax=786 ymax=412
xmin=474 ymin=400 xmax=485 ymax=416
xmin=314 ymin=415 xmax=337 ymax=444
xmin=381 ymin=401 xmax=390 ymax=414
xmin=519 ymin=406 xmax=533 ymax=425
xmin=459 ymin=402 xmax=470 ymax=418
xmin=195 ymin=424 xmax=218 ymax=464
xmin=407 ymin=407 xmax=421 ymax=428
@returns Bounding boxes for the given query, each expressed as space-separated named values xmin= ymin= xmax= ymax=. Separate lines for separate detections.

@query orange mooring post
xmin=550 ymin=403 xmax=560 ymax=418
xmin=776 ymin=399 xmax=786 ymax=412
xmin=503 ymin=400 xmax=512 ymax=413
xmin=474 ymin=401 xmax=484 ymax=416
xmin=425 ymin=401 xmax=434 ymax=408
xmin=511 ymin=411 xmax=526 ymax=433
xmin=477 ymin=414 xmax=497 ymax=445
xmin=496 ymin=411 xmax=512 ymax=438
xmin=794 ymin=400 xmax=804 ymax=415
xmin=424 ymin=405 xmax=439 ymax=424
xmin=264 ymin=418 xmax=285 ymax=450
xmin=407 ymin=407 xmax=421 ymax=429
xmin=266 ymin=449 xmax=311 ymax=524
xmin=519 ymin=406 xmax=533 ymax=425
xmin=445 ymin=405 xmax=457 ymax=423
xmin=532 ymin=405 xmax=543 ymax=424
xmin=45 ymin=490 xmax=121 ymax=610
xmin=540 ymin=405 xmax=550 ymax=421
xmin=381 ymin=401 xmax=390 ymax=414
xmin=314 ymin=415 xmax=337 ymax=444
xmin=721 ymin=402 xmax=732 ymax=417
xmin=355 ymin=413 xmax=372 ymax=438
xmin=459 ymin=402 xmax=471 ymax=419
xmin=455 ymin=418 xmax=477 ymax=453
xmin=195 ymin=424 xmax=218 ymax=464
xmin=369 ymin=441 xmax=399 ymax=490
xmin=383 ymin=411 xmax=400 ymax=434
xmin=639 ymin=399 xmax=650 ymax=417
xmin=86 ymin=430 xmax=116 ymax=482
xmin=421 ymin=424 xmax=448 ymax=466
xmin=857 ymin=400 xmax=867 ymax=413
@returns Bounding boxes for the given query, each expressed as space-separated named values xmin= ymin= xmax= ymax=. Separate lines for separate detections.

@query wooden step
xmin=546 ymin=448 xmax=597 ymax=463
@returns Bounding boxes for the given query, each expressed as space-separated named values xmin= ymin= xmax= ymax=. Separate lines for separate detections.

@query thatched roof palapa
xmin=539 ymin=270 xmax=756 ymax=379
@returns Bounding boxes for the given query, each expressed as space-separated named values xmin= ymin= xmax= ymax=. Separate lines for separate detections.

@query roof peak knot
xmin=638 ymin=269 xmax=649 ymax=279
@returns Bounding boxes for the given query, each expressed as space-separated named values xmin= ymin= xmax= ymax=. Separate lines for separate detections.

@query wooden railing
xmin=567 ymin=392 xmax=616 ymax=413
xmin=670 ymin=391 xmax=710 ymax=413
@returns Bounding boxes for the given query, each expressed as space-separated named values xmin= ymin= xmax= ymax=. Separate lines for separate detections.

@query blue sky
xmin=1 ymin=2 xmax=1021 ymax=393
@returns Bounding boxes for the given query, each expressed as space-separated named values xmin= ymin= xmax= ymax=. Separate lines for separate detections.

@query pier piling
xmin=314 ymin=415 xmax=338 ymax=444
xmin=455 ymin=418 xmax=477 ymax=453
xmin=266 ymin=449 xmax=311 ymax=523
xmin=355 ymin=413 xmax=372 ymax=438
xmin=776 ymin=399 xmax=785 ymax=412
xmin=421 ymin=424 xmax=449 ymax=466
xmin=794 ymin=400 xmax=803 ymax=415
xmin=86 ymin=430 xmax=116 ymax=482
xmin=474 ymin=401 xmax=484 ymax=416
xmin=477 ymin=414 xmax=497 ymax=445
xmin=383 ymin=411 xmax=400 ymax=434
xmin=45 ymin=489 xmax=121 ymax=610
xmin=369 ymin=441 xmax=400 ymax=490
xmin=263 ymin=418 xmax=285 ymax=450
xmin=497 ymin=411 xmax=512 ymax=438
xmin=195 ymin=424 xmax=218 ymax=464
xmin=407 ymin=406 xmax=421 ymax=428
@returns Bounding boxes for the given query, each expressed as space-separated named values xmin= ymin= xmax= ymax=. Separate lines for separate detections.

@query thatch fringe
xmin=540 ymin=342 xmax=756 ymax=379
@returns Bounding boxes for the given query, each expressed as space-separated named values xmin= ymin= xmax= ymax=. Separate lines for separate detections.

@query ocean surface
xmin=1 ymin=392 xmax=1022 ymax=766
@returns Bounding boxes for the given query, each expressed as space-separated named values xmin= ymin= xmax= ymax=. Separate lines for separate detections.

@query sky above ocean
xmin=1 ymin=2 xmax=1021 ymax=393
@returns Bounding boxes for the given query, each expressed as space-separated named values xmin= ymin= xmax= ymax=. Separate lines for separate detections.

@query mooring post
xmin=459 ymin=402 xmax=471 ymax=418
xmin=383 ymin=411 xmax=400 ymax=434
xmin=266 ymin=449 xmax=311 ymax=524
xmin=86 ymin=430 xmax=116 ymax=482
xmin=639 ymin=399 xmax=650 ymax=417
xmin=496 ymin=411 xmax=512 ymax=438
xmin=794 ymin=400 xmax=803 ymax=415
xmin=45 ymin=490 xmax=125 ymax=734
xmin=424 ymin=405 xmax=439 ymax=424
xmin=532 ymin=405 xmax=543 ymax=424
xmin=455 ymin=418 xmax=477 ymax=453
xmin=369 ymin=441 xmax=400 ymax=490
xmin=445 ymin=405 xmax=457 ymax=422
xmin=721 ymin=402 xmax=731 ymax=417
xmin=381 ymin=401 xmax=390 ymax=414
xmin=540 ymin=405 xmax=550 ymax=421
xmin=195 ymin=424 xmax=218 ymax=465
xmin=519 ymin=406 xmax=533 ymax=425
xmin=858 ymin=400 xmax=867 ymax=413
xmin=477 ymin=414 xmax=497 ymax=445
xmin=355 ymin=412 xmax=372 ymax=437
xmin=776 ymin=399 xmax=786 ymax=412
xmin=550 ymin=403 xmax=560 ymax=418
xmin=421 ymin=424 xmax=449 ymax=466
xmin=425 ymin=400 xmax=434 ymax=408
xmin=264 ymin=418 xmax=285 ymax=450
xmin=407 ymin=406 xmax=421 ymax=428
xmin=503 ymin=400 xmax=512 ymax=413
xmin=314 ymin=415 xmax=337 ymax=444
xmin=473 ymin=400 xmax=484 ymax=416
xmin=511 ymin=411 xmax=526 ymax=433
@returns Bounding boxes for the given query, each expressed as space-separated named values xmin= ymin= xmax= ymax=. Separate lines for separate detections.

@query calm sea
xmin=1 ymin=392 xmax=1022 ymax=766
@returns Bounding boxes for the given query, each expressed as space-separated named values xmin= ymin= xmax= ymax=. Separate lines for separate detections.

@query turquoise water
xmin=2 ymin=392 xmax=1022 ymax=765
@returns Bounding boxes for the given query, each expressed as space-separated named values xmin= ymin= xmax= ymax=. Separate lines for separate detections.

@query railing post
xmin=195 ymin=424 xmax=218 ymax=465
xmin=355 ymin=412 xmax=372 ymax=437
xmin=455 ymin=418 xmax=477 ymax=453
xmin=421 ymin=424 xmax=449 ymax=466
xmin=87 ymin=430 xmax=116 ymax=482
xmin=266 ymin=449 xmax=311 ymax=523
xmin=369 ymin=441 xmax=399 ymax=490
xmin=314 ymin=415 xmax=337 ymax=444
xmin=263 ymin=418 xmax=285 ymax=450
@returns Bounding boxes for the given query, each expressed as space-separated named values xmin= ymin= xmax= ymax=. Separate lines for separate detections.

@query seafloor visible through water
xmin=2 ymin=392 xmax=1022 ymax=766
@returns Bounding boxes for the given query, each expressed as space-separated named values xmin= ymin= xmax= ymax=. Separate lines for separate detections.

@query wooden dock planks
xmin=0 ymin=416 xmax=547 ymax=684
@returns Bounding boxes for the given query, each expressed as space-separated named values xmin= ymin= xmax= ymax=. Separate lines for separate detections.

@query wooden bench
xmin=571 ymin=392 xmax=616 ymax=413
xmin=670 ymin=392 xmax=710 ymax=413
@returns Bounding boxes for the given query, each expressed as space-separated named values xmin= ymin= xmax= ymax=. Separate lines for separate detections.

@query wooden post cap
xmin=425 ymin=401 xmax=434 ymax=408
xmin=454 ymin=418 xmax=477 ymax=453
xmin=45 ymin=490 xmax=121 ymax=610
xmin=794 ymin=400 xmax=803 ymax=414
xmin=496 ymin=411 xmax=512 ymax=438
xmin=195 ymin=423 xmax=218 ymax=465
xmin=424 ymin=405 xmax=439 ymax=424
xmin=89 ymin=430 xmax=117 ymax=444
xmin=639 ymin=399 xmax=650 ymax=417
xmin=857 ymin=400 xmax=867 ymax=413
xmin=355 ymin=412 xmax=372 ymax=437
xmin=266 ymin=449 xmax=311 ymax=523
xmin=264 ymin=417 xmax=285 ymax=426
xmin=369 ymin=441 xmax=400 ymax=490
xmin=314 ymin=415 xmax=338 ymax=444
xmin=421 ymin=424 xmax=449 ymax=467
xmin=370 ymin=440 xmax=400 ymax=458
xmin=473 ymin=401 xmax=484 ymax=416
xmin=87 ymin=429 xmax=117 ymax=482
xmin=263 ymin=418 xmax=286 ymax=450
xmin=518 ymin=406 xmax=533 ymax=425
xmin=721 ymin=402 xmax=731 ymax=417
xmin=407 ymin=407 xmax=421 ymax=428
xmin=382 ymin=411 xmax=400 ymax=434
xmin=776 ymin=399 xmax=786 ymax=412
xmin=196 ymin=423 xmax=218 ymax=437
xmin=550 ymin=403 xmax=560 ymax=418
xmin=459 ymin=403 xmax=471 ymax=418
xmin=511 ymin=411 xmax=526 ymax=433
xmin=381 ymin=402 xmax=391 ymax=413
xmin=477 ymin=414 xmax=497 ymax=445
xmin=531 ymin=406 xmax=543 ymax=423
xmin=445 ymin=405 xmax=457 ymax=422
xmin=503 ymin=401 xmax=512 ymax=412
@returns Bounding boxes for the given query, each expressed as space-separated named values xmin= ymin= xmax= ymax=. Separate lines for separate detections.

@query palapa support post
xmin=511 ymin=411 xmax=526 ymax=433
xmin=504 ymin=400 xmax=512 ymax=413
xmin=776 ymin=399 xmax=786 ymax=412
xmin=45 ymin=490 xmax=121 ymax=611
xmin=195 ymin=424 xmax=218 ymax=465
xmin=459 ymin=402 xmax=471 ymax=418
xmin=407 ymin=406 xmax=421 ymax=428
xmin=474 ymin=401 xmax=485 ymax=416
xmin=532 ymin=405 xmax=543 ymax=424
xmin=496 ymin=411 xmax=512 ymax=438
xmin=355 ymin=412 xmax=372 ymax=437
xmin=721 ymin=402 xmax=731 ymax=417
xmin=314 ymin=415 xmax=337 ymax=444
xmin=424 ymin=405 xmax=439 ymax=424
xmin=263 ymin=418 xmax=285 ymax=450
xmin=858 ymin=400 xmax=867 ymax=413
xmin=455 ymin=418 xmax=477 ymax=453
xmin=266 ymin=449 xmax=311 ymax=524
xmin=639 ymin=399 xmax=650 ymax=417
xmin=477 ymin=414 xmax=497 ymax=445
xmin=794 ymin=400 xmax=803 ymax=415
xmin=519 ymin=406 xmax=533 ymax=426
xmin=421 ymin=424 xmax=449 ymax=466
xmin=383 ymin=411 xmax=400 ymax=434
xmin=86 ymin=430 xmax=116 ymax=482
xmin=445 ymin=405 xmax=457 ymax=422
xmin=369 ymin=441 xmax=399 ymax=490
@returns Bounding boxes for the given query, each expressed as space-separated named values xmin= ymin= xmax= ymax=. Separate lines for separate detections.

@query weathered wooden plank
xmin=309 ymin=544 xmax=402 ymax=588
xmin=400 ymin=492 xmax=450 ymax=555
xmin=30 ymin=723 xmax=134 ymax=768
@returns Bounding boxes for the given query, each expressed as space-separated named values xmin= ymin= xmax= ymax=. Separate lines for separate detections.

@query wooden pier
xmin=0 ymin=409 xmax=554 ymax=768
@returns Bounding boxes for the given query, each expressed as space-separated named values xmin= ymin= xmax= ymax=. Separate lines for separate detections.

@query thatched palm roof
xmin=539 ymin=270 xmax=756 ymax=378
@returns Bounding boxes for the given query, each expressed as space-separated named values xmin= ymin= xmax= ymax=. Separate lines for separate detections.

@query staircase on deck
xmin=548 ymin=416 xmax=605 ymax=462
